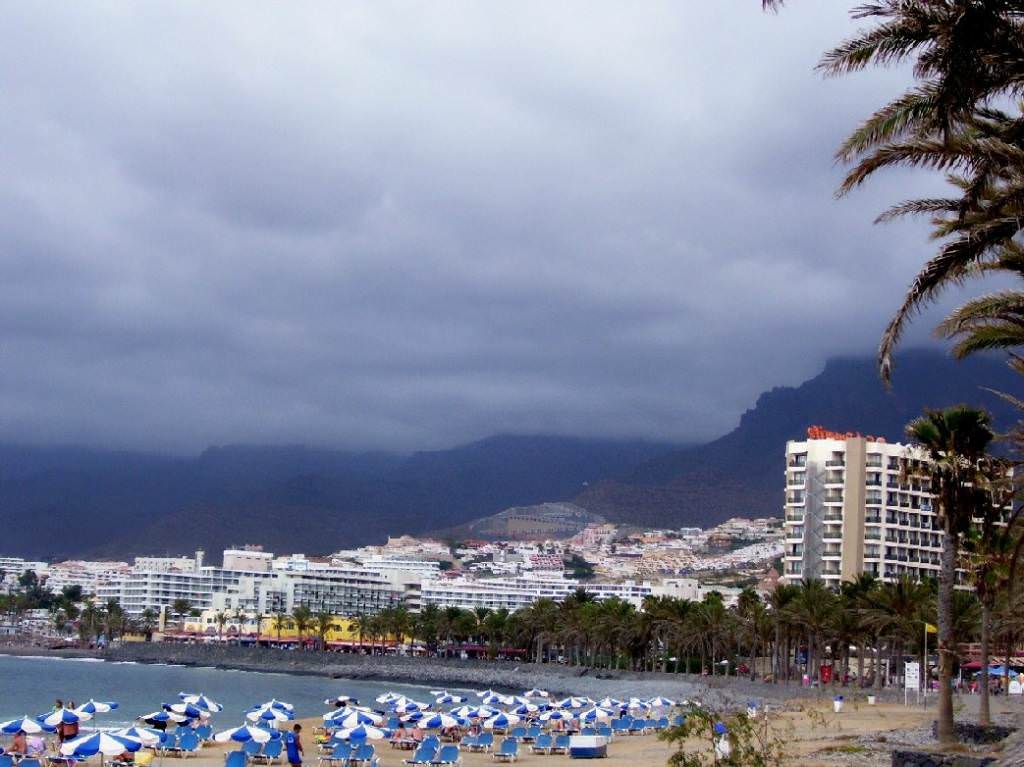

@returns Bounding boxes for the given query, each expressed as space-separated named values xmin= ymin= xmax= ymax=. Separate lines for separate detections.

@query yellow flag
xmin=925 ymin=623 xmax=938 ymax=634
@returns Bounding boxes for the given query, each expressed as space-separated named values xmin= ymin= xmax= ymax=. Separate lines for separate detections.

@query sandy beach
xmin=124 ymin=697 xmax=1019 ymax=767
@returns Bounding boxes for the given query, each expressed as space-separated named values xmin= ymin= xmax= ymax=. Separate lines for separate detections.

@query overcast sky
xmin=0 ymin=2 xmax=968 ymax=453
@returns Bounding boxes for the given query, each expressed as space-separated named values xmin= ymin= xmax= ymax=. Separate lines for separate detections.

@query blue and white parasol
xmin=139 ymin=711 xmax=187 ymax=725
xmin=577 ymin=708 xmax=614 ymax=723
xmin=214 ymin=725 xmax=273 ymax=744
xmin=74 ymin=700 xmax=119 ymax=716
xmin=417 ymin=714 xmax=462 ymax=730
xmin=647 ymin=697 xmax=676 ymax=708
xmin=0 ymin=717 xmax=53 ymax=735
xmin=523 ymin=688 xmax=549 ymax=699
xmin=324 ymin=710 xmax=381 ymax=728
xmin=179 ymin=693 xmax=224 ymax=713
xmin=433 ymin=692 xmax=467 ymax=705
xmin=323 ymin=696 xmax=358 ymax=707
xmin=331 ymin=725 xmax=386 ymax=741
xmin=39 ymin=709 xmax=91 ymax=728
xmin=111 ymin=727 xmax=161 ymax=746
xmin=482 ymin=713 xmax=520 ymax=730
xmin=554 ymin=697 xmax=591 ymax=710
xmin=60 ymin=732 xmax=141 ymax=757
xmin=247 ymin=706 xmax=293 ymax=724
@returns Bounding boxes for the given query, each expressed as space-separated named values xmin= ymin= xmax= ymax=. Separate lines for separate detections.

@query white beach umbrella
xmin=523 ymin=688 xmax=549 ymax=698
xmin=74 ymin=700 xmax=119 ymax=716
xmin=179 ymin=693 xmax=224 ymax=713
xmin=247 ymin=706 xmax=293 ymax=724
xmin=60 ymin=733 xmax=142 ymax=757
xmin=538 ymin=711 xmax=571 ymax=722
xmin=325 ymin=710 xmax=382 ymax=728
xmin=482 ymin=713 xmax=520 ymax=730
xmin=479 ymin=693 xmax=511 ymax=706
xmin=554 ymin=697 xmax=591 ymax=710
xmin=139 ymin=711 xmax=187 ymax=725
xmin=112 ymin=727 xmax=161 ymax=746
xmin=214 ymin=725 xmax=273 ymax=744
xmin=417 ymin=714 xmax=462 ymax=730
xmin=40 ymin=709 xmax=92 ymax=728
xmin=332 ymin=725 xmax=386 ymax=741
xmin=375 ymin=692 xmax=400 ymax=704
xmin=434 ymin=692 xmax=467 ymax=705
xmin=324 ymin=696 xmax=358 ymax=707
xmin=578 ymin=707 xmax=614 ymax=723
xmin=1 ymin=717 xmax=52 ymax=735
xmin=647 ymin=697 xmax=676 ymax=708
xmin=595 ymin=698 xmax=623 ymax=709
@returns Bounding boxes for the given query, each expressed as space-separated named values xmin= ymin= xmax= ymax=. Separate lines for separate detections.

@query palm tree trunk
xmin=979 ymin=601 xmax=991 ymax=726
xmin=936 ymin=528 xmax=957 ymax=744
xmin=856 ymin=642 xmax=864 ymax=688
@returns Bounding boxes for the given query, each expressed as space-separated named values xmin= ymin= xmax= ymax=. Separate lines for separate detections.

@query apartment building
xmin=781 ymin=426 xmax=1008 ymax=587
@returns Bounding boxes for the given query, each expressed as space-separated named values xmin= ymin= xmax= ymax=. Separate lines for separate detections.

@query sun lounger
xmin=224 ymin=752 xmax=248 ymax=767
xmin=318 ymin=743 xmax=353 ymax=767
xmin=549 ymin=735 xmax=570 ymax=755
xmin=508 ymin=728 xmax=526 ymax=742
xmin=491 ymin=739 xmax=517 ymax=763
xmin=402 ymin=745 xmax=436 ymax=766
xmin=432 ymin=745 xmax=460 ymax=766
xmin=252 ymin=739 xmax=282 ymax=765
xmin=530 ymin=734 xmax=553 ymax=755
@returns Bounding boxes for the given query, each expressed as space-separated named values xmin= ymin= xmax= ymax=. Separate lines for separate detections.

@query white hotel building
xmin=781 ymin=427 xmax=1010 ymax=588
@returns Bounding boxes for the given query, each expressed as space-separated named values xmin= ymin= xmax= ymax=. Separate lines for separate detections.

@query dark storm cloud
xmin=0 ymin=2 xmax=966 ymax=452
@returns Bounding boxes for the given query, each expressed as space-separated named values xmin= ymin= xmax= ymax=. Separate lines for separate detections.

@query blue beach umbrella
xmin=112 ymin=727 xmax=161 ymax=746
xmin=247 ymin=706 xmax=293 ymax=724
xmin=578 ymin=708 xmax=614 ymax=723
xmin=647 ymin=697 xmax=676 ymax=708
xmin=479 ymin=693 xmax=511 ymax=706
xmin=75 ymin=700 xmax=119 ymax=716
xmin=139 ymin=710 xmax=187 ymax=725
xmin=1 ymin=717 xmax=53 ymax=735
xmin=60 ymin=733 xmax=142 ymax=757
xmin=324 ymin=696 xmax=358 ymax=707
xmin=538 ymin=711 xmax=570 ymax=723
xmin=179 ymin=693 xmax=223 ymax=713
xmin=258 ymin=700 xmax=294 ymax=712
xmin=392 ymin=701 xmax=427 ymax=714
xmin=434 ymin=692 xmax=467 ymax=705
xmin=375 ymin=692 xmax=400 ymax=705
xmin=332 ymin=725 xmax=386 ymax=742
xmin=324 ymin=710 xmax=381 ymax=728
xmin=399 ymin=712 xmax=426 ymax=723
xmin=214 ymin=725 xmax=273 ymax=744
xmin=164 ymin=702 xmax=208 ymax=719
xmin=523 ymin=688 xmax=549 ymax=699
xmin=417 ymin=714 xmax=462 ymax=730
xmin=554 ymin=697 xmax=591 ymax=710
xmin=39 ymin=709 xmax=91 ymax=728
xmin=595 ymin=698 xmax=623 ymax=709
xmin=512 ymin=703 xmax=540 ymax=716
xmin=449 ymin=706 xmax=483 ymax=720
xmin=482 ymin=713 xmax=520 ymax=730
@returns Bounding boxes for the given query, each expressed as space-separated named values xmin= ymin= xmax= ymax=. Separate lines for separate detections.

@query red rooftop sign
xmin=807 ymin=425 xmax=886 ymax=443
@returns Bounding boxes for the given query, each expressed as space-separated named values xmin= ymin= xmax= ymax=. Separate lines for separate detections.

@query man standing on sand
xmin=284 ymin=724 xmax=303 ymax=767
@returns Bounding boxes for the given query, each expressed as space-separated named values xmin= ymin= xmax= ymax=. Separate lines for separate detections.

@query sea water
xmin=0 ymin=654 xmax=445 ymax=728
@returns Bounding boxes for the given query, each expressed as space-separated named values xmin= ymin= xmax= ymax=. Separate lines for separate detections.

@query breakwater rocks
xmin=930 ymin=721 xmax=1016 ymax=745
xmin=891 ymin=751 xmax=996 ymax=767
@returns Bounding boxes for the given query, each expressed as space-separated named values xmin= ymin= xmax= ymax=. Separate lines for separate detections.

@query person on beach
xmin=284 ymin=724 xmax=303 ymax=767
xmin=11 ymin=731 xmax=27 ymax=755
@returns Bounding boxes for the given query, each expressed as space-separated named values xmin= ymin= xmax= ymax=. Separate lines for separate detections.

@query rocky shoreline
xmin=0 ymin=642 xmax=898 ymax=707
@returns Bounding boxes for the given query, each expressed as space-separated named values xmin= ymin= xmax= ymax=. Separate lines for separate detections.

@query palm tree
xmin=314 ymin=610 xmax=336 ymax=651
xmin=139 ymin=608 xmax=157 ymax=641
xmin=291 ymin=605 xmax=313 ymax=649
xmin=785 ymin=579 xmax=836 ymax=684
xmin=907 ymin=405 xmax=996 ymax=743
xmin=214 ymin=611 xmax=229 ymax=643
xmin=271 ymin=608 xmax=291 ymax=643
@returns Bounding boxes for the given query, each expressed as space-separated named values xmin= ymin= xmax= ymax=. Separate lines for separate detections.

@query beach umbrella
xmin=595 ymin=698 xmax=623 ymax=709
xmin=112 ymin=727 xmax=161 ymax=746
xmin=323 ymin=696 xmax=358 ymax=707
xmin=247 ymin=704 xmax=293 ymax=724
xmin=375 ymin=692 xmax=400 ymax=704
xmin=1 ymin=717 xmax=52 ymax=735
xmin=538 ymin=711 xmax=571 ymax=722
xmin=164 ymin=703 xmax=210 ymax=720
xmin=139 ymin=711 xmax=187 ymax=725
xmin=578 ymin=708 xmax=614 ymax=723
xmin=399 ymin=712 xmax=426 ymax=723
xmin=60 ymin=732 xmax=142 ymax=757
xmin=627 ymin=699 xmax=651 ymax=712
xmin=392 ymin=701 xmax=427 ymax=714
xmin=325 ymin=710 xmax=381 ymax=728
xmin=214 ymin=725 xmax=273 ymax=744
xmin=505 ymin=696 xmax=533 ymax=706
xmin=434 ymin=692 xmax=467 ymax=705
xmin=476 ymin=689 xmax=502 ymax=698
xmin=482 ymin=713 xmax=520 ymax=730
xmin=255 ymin=700 xmax=294 ymax=713
xmin=417 ymin=714 xmax=462 ymax=730
xmin=523 ymin=688 xmax=549 ymax=699
xmin=647 ymin=697 xmax=676 ymax=708
xmin=75 ymin=700 xmax=119 ymax=716
xmin=479 ymin=693 xmax=511 ymax=706
xmin=448 ymin=706 xmax=483 ymax=720
xmin=511 ymin=703 xmax=540 ymax=716
xmin=179 ymin=693 xmax=223 ymax=713
xmin=554 ymin=697 xmax=590 ymax=710
xmin=40 ymin=709 xmax=91 ymax=728
xmin=332 ymin=725 xmax=386 ymax=742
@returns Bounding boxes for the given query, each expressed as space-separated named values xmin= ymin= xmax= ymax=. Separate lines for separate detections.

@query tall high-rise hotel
xmin=782 ymin=426 xmax=945 ymax=586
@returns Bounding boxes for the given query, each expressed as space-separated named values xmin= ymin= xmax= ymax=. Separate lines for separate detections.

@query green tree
xmin=291 ymin=605 xmax=313 ymax=647
xmin=907 ymin=405 xmax=996 ymax=743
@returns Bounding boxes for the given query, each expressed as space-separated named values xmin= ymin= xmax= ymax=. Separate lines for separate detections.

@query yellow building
xmin=181 ymin=610 xmax=364 ymax=645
